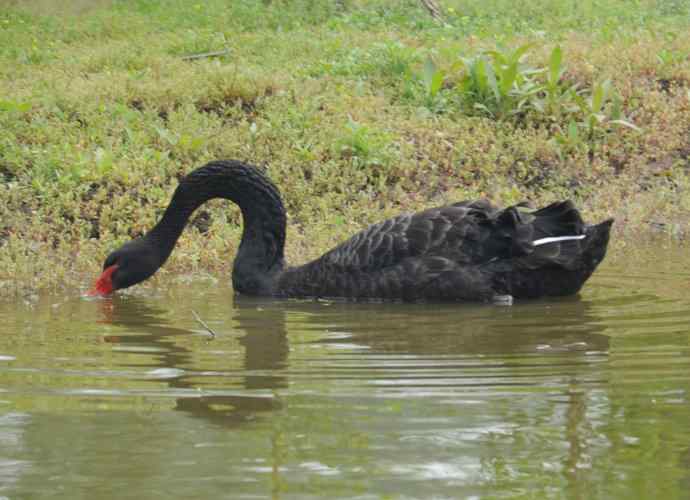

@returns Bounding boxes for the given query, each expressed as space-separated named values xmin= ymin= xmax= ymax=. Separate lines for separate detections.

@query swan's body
xmin=91 ymin=160 xmax=613 ymax=301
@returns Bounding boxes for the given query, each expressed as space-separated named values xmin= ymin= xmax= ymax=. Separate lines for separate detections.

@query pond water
xmin=0 ymin=244 xmax=689 ymax=499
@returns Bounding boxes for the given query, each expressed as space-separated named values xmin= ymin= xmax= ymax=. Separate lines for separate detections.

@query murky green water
xmin=0 ymin=245 xmax=689 ymax=499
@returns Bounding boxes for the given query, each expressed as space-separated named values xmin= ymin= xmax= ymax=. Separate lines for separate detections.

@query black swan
xmin=89 ymin=160 xmax=613 ymax=302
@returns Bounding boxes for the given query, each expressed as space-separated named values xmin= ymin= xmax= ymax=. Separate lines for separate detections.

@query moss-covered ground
xmin=1 ymin=0 xmax=689 ymax=297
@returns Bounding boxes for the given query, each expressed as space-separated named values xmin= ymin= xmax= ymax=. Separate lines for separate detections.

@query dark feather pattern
xmin=97 ymin=160 xmax=613 ymax=302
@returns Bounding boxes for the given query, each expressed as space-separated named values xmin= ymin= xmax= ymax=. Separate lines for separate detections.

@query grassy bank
xmin=1 ymin=0 xmax=689 ymax=298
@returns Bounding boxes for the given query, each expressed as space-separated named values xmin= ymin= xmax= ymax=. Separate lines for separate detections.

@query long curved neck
xmin=146 ymin=160 xmax=287 ymax=294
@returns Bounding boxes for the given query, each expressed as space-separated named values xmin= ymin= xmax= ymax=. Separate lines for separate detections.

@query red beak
xmin=87 ymin=264 xmax=118 ymax=296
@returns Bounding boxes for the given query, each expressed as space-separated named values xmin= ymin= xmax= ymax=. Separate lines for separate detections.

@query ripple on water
xmin=144 ymin=368 xmax=186 ymax=379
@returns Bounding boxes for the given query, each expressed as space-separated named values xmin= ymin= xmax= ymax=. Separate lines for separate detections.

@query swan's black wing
xmin=316 ymin=200 xmax=487 ymax=272
xmin=317 ymin=200 xmax=585 ymax=272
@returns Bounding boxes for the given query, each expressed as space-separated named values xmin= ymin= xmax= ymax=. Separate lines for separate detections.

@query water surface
xmin=0 ymin=245 xmax=689 ymax=499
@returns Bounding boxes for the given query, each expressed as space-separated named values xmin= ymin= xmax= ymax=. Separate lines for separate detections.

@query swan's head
xmin=88 ymin=239 xmax=160 ymax=296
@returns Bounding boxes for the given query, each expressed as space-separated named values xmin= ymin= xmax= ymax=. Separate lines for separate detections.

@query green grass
xmin=1 ymin=0 xmax=689 ymax=297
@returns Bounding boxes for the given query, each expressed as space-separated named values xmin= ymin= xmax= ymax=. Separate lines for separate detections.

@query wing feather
xmin=319 ymin=203 xmax=498 ymax=272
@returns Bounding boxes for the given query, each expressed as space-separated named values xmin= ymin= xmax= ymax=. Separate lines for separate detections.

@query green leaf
xmin=155 ymin=126 xmax=178 ymax=145
xmin=499 ymin=60 xmax=518 ymax=95
xmin=549 ymin=46 xmax=562 ymax=86
xmin=484 ymin=59 xmax=500 ymax=101
xmin=423 ymin=56 xmax=437 ymax=93
xmin=573 ymin=92 xmax=588 ymax=112
xmin=531 ymin=98 xmax=545 ymax=112
xmin=94 ymin=147 xmax=114 ymax=175
xmin=430 ymin=70 xmax=444 ymax=97
xmin=473 ymin=57 xmax=488 ymax=95
xmin=0 ymin=99 xmax=32 ymax=113
xmin=450 ymin=59 xmax=466 ymax=73
xmin=486 ymin=50 xmax=507 ymax=66
xmin=591 ymin=83 xmax=604 ymax=113
xmin=514 ymin=98 xmax=529 ymax=112
xmin=610 ymin=119 xmax=641 ymax=131
xmin=591 ymin=79 xmax=611 ymax=113
xmin=611 ymin=94 xmax=622 ymax=120
xmin=565 ymin=82 xmax=581 ymax=96
xmin=473 ymin=102 xmax=493 ymax=117
xmin=568 ymin=121 xmax=579 ymax=141
xmin=522 ymin=67 xmax=546 ymax=77
xmin=511 ymin=43 xmax=534 ymax=65
xmin=522 ymin=82 xmax=543 ymax=96
xmin=459 ymin=74 xmax=473 ymax=94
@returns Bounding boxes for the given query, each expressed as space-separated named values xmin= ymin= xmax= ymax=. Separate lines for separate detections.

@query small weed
xmin=437 ymin=44 xmax=640 ymax=153
xmin=0 ymin=99 xmax=32 ymax=114
xmin=656 ymin=47 xmax=689 ymax=83
xmin=656 ymin=48 xmax=687 ymax=68
xmin=551 ymin=120 xmax=585 ymax=157
xmin=420 ymin=56 xmax=445 ymax=108
xmin=455 ymin=43 xmax=542 ymax=119
xmin=530 ymin=46 xmax=580 ymax=120
xmin=169 ymin=30 xmax=230 ymax=58
xmin=372 ymin=42 xmax=418 ymax=81
xmin=316 ymin=41 xmax=418 ymax=84
xmin=572 ymin=79 xmax=639 ymax=139
xmin=550 ymin=79 xmax=639 ymax=156
xmin=335 ymin=118 xmax=393 ymax=169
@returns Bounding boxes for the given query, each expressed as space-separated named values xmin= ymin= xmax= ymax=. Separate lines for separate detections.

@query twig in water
xmin=181 ymin=49 xmax=230 ymax=61
xmin=191 ymin=309 xmax=217 ymax=338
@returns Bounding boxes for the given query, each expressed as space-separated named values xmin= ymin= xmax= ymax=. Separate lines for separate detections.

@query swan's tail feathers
xmin=582 ymin=218 xmax=614 ymax=270
xmin=489 ymin=209 xmax=614 ymax=298
xmin=531 ymin=200 xmax=585 ymax=239
xmin=492 ymin=200 xmax=588 ymax=258
xmin=528 ymin=217 xmax=613 ymax=270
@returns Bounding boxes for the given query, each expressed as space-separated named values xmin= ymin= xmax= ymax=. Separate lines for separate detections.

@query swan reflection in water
xmin=95 ymin=293 xmax=610 ymax=428
xmin=95 ymin=296 xmax=286 ymax=428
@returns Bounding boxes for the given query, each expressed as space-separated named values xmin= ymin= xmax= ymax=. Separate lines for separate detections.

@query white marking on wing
xmin=532 ymin=235 xmax=586 ymax=246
